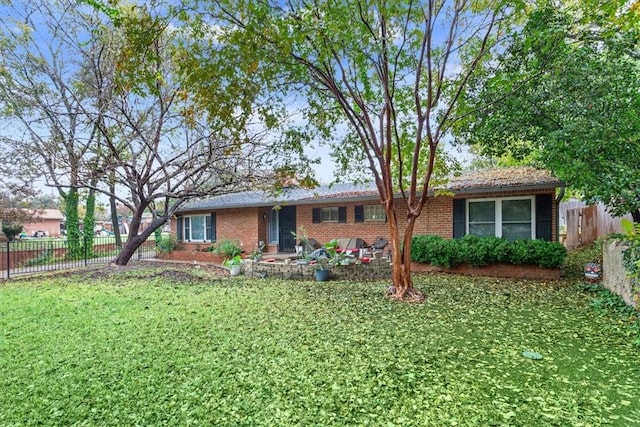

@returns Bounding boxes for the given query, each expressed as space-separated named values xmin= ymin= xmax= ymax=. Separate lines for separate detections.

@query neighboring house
xmin=171 ymin=167 xmax=563 ymax=255
xmin=22 ymin=209 xmax=65 ymax=237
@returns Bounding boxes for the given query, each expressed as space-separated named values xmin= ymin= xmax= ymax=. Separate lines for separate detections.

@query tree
xmin=83 ymin=1 xmax=313 ymax=265
xmin=0 ymin=0 xmax=107 ymax=257
xmin=0 ymin=123 xmax=40 ymax=241
xmin=454 ymin=1 xmax=640 ymax=220
xmin=189 ymin=0 xmax=520 ymax=300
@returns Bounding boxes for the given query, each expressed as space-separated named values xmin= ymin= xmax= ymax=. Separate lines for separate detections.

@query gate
xmin=278 ymin=206 xmax=297 ymax=253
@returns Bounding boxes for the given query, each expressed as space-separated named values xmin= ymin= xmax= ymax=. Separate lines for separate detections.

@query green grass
xmin=1 ymin=267 xmax=639 ymax=426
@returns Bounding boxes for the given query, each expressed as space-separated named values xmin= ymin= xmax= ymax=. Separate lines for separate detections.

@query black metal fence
xmin=0 ymin=236 xmax=157 ymax=279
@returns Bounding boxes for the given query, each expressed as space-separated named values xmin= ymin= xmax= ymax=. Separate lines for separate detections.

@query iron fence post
xmin=5 ymin=241 xmax=9 ymax=280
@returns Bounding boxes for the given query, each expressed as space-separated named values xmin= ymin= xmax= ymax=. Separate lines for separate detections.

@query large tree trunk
xmin=109 ymin=179 xmax=123 ymax=250
xmin=113 ymin=213 xmax=168 ymax=266
xmin=385 ymin=201 xmax=425 ymax=302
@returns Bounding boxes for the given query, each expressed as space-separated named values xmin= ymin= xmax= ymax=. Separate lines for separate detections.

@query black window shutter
xmin=177 ymin=216 xmax=183 ymax=242
xmin=338 ymin=207 xmax=347 ymax=223
xmin=312 ymin=208 xmax=321 ymax=223
xmin=535 ymin=194 xmax=553 ymax=241
xmin=453 ymin=199 xmax=466 ymax=239
xmin=354 ymin=205 xmax=364 ymax=223
xmin=211 ymin=212 xmax=217 ymax=242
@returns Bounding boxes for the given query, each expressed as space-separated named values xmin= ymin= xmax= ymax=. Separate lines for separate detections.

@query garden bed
xmin=158 ymin=250 xmax=225 ymax=264
xmin=411 ymin=262 xmax=561 ymax=280
xmin=244 ymin=258 xmax=392 ymax=281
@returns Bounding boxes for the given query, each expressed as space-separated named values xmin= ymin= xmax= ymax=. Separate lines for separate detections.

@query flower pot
xmin=584 ymin=263 xmax=601 ymax=280
xmin=229 ymin=264 xmax=242 ymax=276
xmin=314 ymin=269 xmax=329 ymax=282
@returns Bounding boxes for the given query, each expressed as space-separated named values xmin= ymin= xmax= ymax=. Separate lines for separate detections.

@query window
xmin=312 ymin=207 xmax=347 ymax=223
xmin=468 ymin=201 xmax=495 ymax=237
xmin=467 ymin=197 xmax=534 ymax=240
xmin=182 ymin=214 xmax=215 ymax=242
xmin=268 ymin=210 xmax=279 ymax=244
xmin=501 ymin=199 xmax=533 ymax=240
xmin=364 ymin=205 xmax=385 ymax=221
xmin=321 ymin=207 xmax=339 ymax=222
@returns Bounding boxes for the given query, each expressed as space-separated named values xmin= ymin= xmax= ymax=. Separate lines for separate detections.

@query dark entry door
xmin=278 ymin=206 xmax=296 ymax=253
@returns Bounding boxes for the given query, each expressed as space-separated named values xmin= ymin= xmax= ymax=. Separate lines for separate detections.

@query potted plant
xmin=213 ymin=239 xmax=242 ymax=258
xmin=312 ymin=257 xmax=330 ymax=281
xmin=291 ymin=226 xmax=317 ymax=258
xmin=250 ymin=241 xmax=265 ymax=261
xmin=223 ymin=255 xmax=244 ymax=276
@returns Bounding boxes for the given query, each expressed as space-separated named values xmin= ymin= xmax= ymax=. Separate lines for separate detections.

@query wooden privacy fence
xmin=560 ymin=199 xmax=633 ymax=249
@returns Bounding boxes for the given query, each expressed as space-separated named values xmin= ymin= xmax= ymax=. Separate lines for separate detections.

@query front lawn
xmin=1 ymin=265 xmax=638 ymax=426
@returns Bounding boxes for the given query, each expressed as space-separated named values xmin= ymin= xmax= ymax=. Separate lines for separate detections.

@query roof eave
xmin=446 ymin=182 xmax=564 ymax=195
xmin=176 ymin=181 xmax=565 ymax=213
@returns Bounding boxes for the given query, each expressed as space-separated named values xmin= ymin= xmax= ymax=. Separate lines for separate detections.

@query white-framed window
xmin=321 ymin=207 xmax=339 ymax=222
xmin=183 ymin=214 xmax=213 ymax=242
xmin=364 ymin=205 xmax=385 ymax=221
xmin=467 ymin=197 xmax=534 ymax=240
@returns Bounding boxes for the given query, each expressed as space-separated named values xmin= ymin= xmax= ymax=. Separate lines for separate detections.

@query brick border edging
xmin=155 ymin=252 xmax=560 ymax=280
xmin=411 ymin=262 xmax=560 ymax=280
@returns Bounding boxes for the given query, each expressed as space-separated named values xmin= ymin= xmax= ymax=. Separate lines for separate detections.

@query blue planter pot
xmin=314 ymin=269 xmax=329 ymax=281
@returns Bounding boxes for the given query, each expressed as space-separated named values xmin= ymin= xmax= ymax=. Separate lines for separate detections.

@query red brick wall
xmin=21 ymin=219 xmax=63 ymax=237
xmin=295 ymin=189 xmax=558 ymax=246
xmin=170 ymin=187 xmax=558 ymax=254
xmin=172 ymin=208 xmax=266 ymax=254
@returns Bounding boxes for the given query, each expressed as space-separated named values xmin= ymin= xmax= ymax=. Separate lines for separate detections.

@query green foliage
xmin=0 ymin=269 xmax=638 ymax=425
xmin=222 ymin=254 xmax=243 ymax=267
xmin=411 ymin=235 xmax=567 ymax=268
xmin=580 ymin=282 xmax=640 ymax=347
xmin=188 ymin=0 xmax=528 ymax=290
xmin=21 ymin=249 xmax=59 ymax=267
xmin=213 ymin=239 xmax=242 ymax=258
xmin=455 ymin=4 xmax=640 ymax=219
xmin=1 ymin=221 xmax=23 ymax=241
xmin=619 ymin=219 xmax=640 ymax=306
xmin=153 ymin=227 xmax=162 ymax=246
xmin=562 ymin=240 xmax=604 ymax=279
xmin=156 ymin=236 xmax=181 ymax=255
xmin=83 ymin=191 xmax=96 ymax=259
xmin=291 ymin=226 xmax=314 ymax=255
xmin=65 ymin=189 xmax=82 ymax=260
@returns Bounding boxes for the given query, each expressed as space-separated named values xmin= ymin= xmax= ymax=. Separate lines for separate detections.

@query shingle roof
xmin=178 ymin=167 xmax=562 ymax=213
xmin=30 ymin=209 xmax=65 ymax=220
xmin=180 ymin=182 xmax=379 ymax=212
xmin=446 ymin=166 xmax=562 ymax=192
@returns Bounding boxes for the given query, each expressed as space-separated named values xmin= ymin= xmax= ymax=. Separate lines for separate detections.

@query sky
xmin=0 ymin=0 xmax=478 ymax=200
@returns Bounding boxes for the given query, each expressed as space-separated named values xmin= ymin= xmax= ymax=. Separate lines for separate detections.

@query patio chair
xmin=371 ymin=237 xmax=388 ymax=250
xmin=361 ymin=236 xmax=388 ymax=258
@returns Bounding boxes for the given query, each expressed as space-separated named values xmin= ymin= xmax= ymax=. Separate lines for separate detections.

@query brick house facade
xmin=21 ymin=209 xmax=65 ymax=237
xmin=170 ymin=167 xmax=562 ymax=255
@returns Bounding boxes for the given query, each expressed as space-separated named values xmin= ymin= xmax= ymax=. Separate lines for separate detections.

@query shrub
xmin=561 ymin=240 xmax=603 ymax=279
xmin=213 ymin=239 xmax=242 ymax=258
xmin=22 ymin=249 xmax=58 ymax=266
xmin=156 ymin=236 xmax=181 ymax=254
xmin=411 ymin=235 xmax=567 ymax=269
xmin=2 ymin=222 xmax=23 ymax=241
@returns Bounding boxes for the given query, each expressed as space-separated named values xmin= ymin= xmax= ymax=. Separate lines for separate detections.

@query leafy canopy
xmin=455 ymin=1 xmax=640 ymax=219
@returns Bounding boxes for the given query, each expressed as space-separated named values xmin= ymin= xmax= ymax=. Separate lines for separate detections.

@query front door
xmin=278 ymin=206 xmax=296 ymax=253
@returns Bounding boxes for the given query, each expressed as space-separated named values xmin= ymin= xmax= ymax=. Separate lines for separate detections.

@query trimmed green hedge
xmin=411 ymin=234 xmax=567 ymax=269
